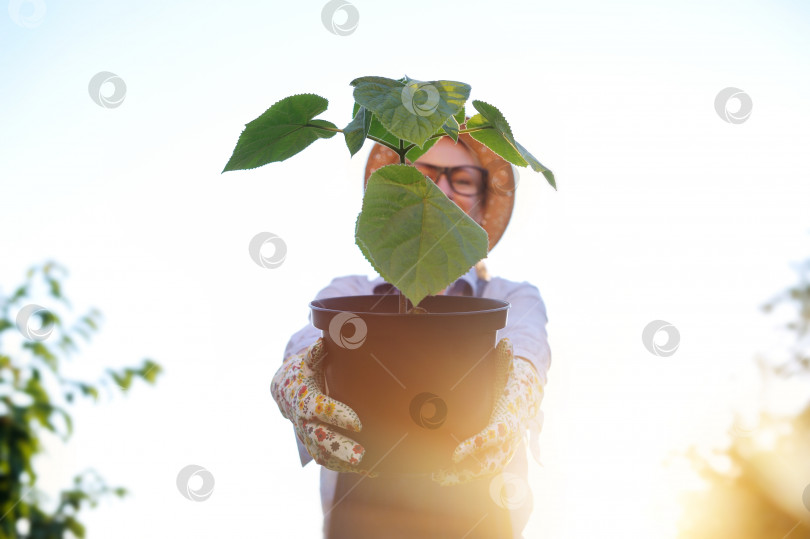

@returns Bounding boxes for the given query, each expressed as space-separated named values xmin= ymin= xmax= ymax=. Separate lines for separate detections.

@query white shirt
xmin=281 ymin=265 xmax=552 ymax=519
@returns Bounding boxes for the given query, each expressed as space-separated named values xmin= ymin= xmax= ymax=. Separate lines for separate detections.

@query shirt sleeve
xmin=494 ymin=281 xmax=552 ymax=387
xmin=279 ymin=275 xmax=372 ymax=467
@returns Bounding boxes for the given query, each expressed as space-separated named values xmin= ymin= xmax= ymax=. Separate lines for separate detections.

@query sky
xmin=2 ymin=0 xmax=810 ymax=537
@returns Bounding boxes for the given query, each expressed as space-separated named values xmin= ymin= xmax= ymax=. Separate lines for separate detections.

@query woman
xmin=271 ymin=129 xmax=552 ymax=538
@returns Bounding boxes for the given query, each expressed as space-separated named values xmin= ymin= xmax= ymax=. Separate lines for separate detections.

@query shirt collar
xmin=371 ymin=265 xmax=479 ymax=297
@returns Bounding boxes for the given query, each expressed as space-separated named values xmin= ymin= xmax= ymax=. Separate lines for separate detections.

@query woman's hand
xmin=271 ymin=337 xmax=378 ymax=477
xmin=431 ymin=338 xmax=544 ymax=486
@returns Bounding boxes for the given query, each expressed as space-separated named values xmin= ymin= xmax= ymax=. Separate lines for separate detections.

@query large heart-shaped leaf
xmin=350 ymin=76 xmax=470 ymax=148
xmin=355 ymin=164 xmax=489 ymax=306
xmin=222 ymin=94 xmax=337 ymax=172
xmin=467 ymin=100 xmax=556 ymax=189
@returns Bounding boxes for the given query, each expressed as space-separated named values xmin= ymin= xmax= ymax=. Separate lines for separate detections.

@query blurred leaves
xmin=679 ymin=254 xmax=810 ymax=538
xmin=761 ymin=258 xmax=810 ymax=376
xmin=0 ymin=260 xmax=162 ymax=539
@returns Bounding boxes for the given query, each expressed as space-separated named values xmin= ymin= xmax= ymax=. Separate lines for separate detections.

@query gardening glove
xmin=271 ymin=337 xmax=378 ymax=477
xmin=431 ymin=338 xmax=544 ymax=486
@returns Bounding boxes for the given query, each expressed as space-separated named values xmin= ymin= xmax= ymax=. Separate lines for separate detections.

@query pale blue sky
xmin=2 ymin=0 xmax=810 ymax=537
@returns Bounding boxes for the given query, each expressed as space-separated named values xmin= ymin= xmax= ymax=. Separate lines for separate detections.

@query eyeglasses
xmin=411 ymin=162 xmax=488 ymax=197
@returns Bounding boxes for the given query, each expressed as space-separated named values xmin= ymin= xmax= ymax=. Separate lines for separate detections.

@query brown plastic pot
xmin=310 ymin=294 xmax=510 ymax=475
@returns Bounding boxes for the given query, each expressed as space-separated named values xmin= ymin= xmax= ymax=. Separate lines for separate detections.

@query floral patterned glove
xmin=271 ymin=337 xmax=377 ymax=477
xmin=431 ymin=338 xmax=544 ymax=486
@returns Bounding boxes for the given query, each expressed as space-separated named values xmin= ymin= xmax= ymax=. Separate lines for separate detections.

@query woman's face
xmin=412 ymin=137 xmax=485 ymax=223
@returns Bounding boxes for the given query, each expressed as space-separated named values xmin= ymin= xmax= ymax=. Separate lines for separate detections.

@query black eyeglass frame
xmin=409 ymin=162 xmax=490 ymax=197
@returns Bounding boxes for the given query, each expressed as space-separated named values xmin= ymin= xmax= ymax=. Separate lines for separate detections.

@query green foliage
xmin=222 ymin=74 xmax=556 ymax=307
xmin=355 ymin=165 xmax=489 ymax=306
xmin=0 ymin=261 xmax=162 ymax=539
xmin=678 ymin=255 xmax=810 ymax=538
xmin=221 ymin=94 xmax=338 ymax=172
xmin=343 ymin=106 xmax=372 ymax=157
xmin=761 ymin=258 xmax=810 ymax=376
xmin=467 ymin=100 xmax=556 ymax=189
xmin=350 ymin=76 xmax=470 ymax=148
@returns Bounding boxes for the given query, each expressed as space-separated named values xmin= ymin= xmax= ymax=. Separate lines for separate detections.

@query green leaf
xmin=110 ymin=369 xmax=134 ymax=391
xmin=53 ymin=405 xmax=73 ymax=438
xmin=58 ymin=335 xmax=77 ymax=354
xmin=222 ymin=94 xmax=338 ymax=172
xmin=78 ymin=383 xmax=99 ymax=401
xmin=355 ymin=164 xmax=488 ymax=306
xmin=350 ymin=76 xmax=470 ymax=147
xmin=442 ymin=114 xmax=459 ymax=142
xmin=24 ymin=375 xmax=49 ymax=404
xmin=138 ymin=360 xmax=162 ymax=384
xmin=81 ymin=315 xmax=97 ymax=331
xmin=343 ymin=106 xmax=372 ymax=156
xmin=39 ymin=309 xmax=60 ymax=329
xmin=28 ymin=403 xmax=55 ymax=433
xmin=23 ymin=342 xmax=57 ymax=371
xmin=47 ymin=278 xmax=61 ymax=299
xmin=64 ymin=515 xmax=86 ymax=538
xmin=10 ymin=285 xmax=28 ymax=303
xmin=352 ymin=102 xmax=399 ymax=151
xmin=467 ymin=100 xmax=556 ymax=189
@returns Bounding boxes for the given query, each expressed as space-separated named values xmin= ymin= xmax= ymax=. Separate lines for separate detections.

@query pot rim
xmin=310 ymin=294 xmax=509 ymax=317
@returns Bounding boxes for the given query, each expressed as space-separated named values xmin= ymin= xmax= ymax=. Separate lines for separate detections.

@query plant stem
xmin=367 ymin=135 xmax=398 ymax=152
xmin=306 ymin=124 xmax=342 ymax=133
xmin=457 ymin=126 xmax=494 ymax=135
xmin=396 ymin=139 xmax=407 ymax=314
xmin=398 ymin=290 xmax=407 ymax=314
xmin=306 ymin=123 xmax=495 ymax=156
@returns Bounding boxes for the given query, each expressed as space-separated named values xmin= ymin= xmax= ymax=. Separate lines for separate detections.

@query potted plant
xmin=223 ymin=75 xmax=555 ymax=473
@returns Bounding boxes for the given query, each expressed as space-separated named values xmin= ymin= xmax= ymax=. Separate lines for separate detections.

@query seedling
xmin=223 ymin=75 xmax=555 ymax=312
